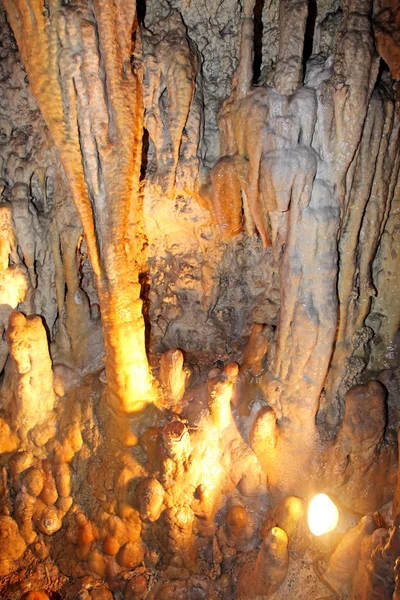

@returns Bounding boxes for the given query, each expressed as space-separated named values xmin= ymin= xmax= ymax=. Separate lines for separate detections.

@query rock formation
xmin=0 ymin=0 xmax=399 ymax=598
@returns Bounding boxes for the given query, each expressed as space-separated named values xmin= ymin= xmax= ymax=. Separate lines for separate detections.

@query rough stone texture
xmin=236 ymin=527 xmax=289 ymax=598
xmin=273 ymin=0 xmax=308 ymax=95
xmin=0 ymin=0 xmax=399 ymax=598
xmin=2 ymin=0 xmax=155 ymax=413
xmin=327 ymin=381 xmax=397 ymax=512
xmin=1 ymin=312 xmax=56 ymax=440
xmin=374 ymin=0 xmax=400 ymax=78
xmin=351 ymin=515 xmax=400 ymax=600
xmin=327 ymin=515 xmax=378 ymax=589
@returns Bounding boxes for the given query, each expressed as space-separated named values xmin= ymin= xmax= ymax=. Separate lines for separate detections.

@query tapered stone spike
xmin=237 ymin=526 xmax=289 ymax=598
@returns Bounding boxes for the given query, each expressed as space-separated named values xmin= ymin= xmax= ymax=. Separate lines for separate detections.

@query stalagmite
xmin=264 ymin=496 xmax=309 ymax=556
xmin=1 ymin=312 xmax=55 ymax=440
xmin=159 ymin=349 xmax=189 ymax=407
xmin=249 ymin=406 xmax=277 ymax=476
xmin=2 ymin=0 xmax=155 ymax=413
xmin=329 ymin=381 xmax=397 ymax=511
xmin=137 ymin=478 xmax=165 ymax=523
xmin=0 ymin=515 xmax=26 ymax=575
xmin=351 ymin=515 xmax=400 ymax=600
xmin=207 ymin=363 xmax=238 ymax=430
xmin=0 ymin=0 xmax=398 ymax=597
xmin=236 ymin=527 xmax=289 ymax=598
xmin=225 ymin=505 xmax=254 ymax=546
xmin=327 ymin=515 xmax=378 ymax=588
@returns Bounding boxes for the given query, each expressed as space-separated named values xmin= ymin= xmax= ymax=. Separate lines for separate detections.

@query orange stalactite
xmin=2 ymin=0 xmax=155 ymax=412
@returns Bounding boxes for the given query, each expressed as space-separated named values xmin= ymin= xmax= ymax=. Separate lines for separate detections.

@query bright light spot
xmin=308 ymin=493 xmax=339 ymax=536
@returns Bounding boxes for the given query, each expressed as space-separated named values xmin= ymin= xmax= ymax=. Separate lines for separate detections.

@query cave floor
xmin=0 ymin=548 xmax=342 ymax=599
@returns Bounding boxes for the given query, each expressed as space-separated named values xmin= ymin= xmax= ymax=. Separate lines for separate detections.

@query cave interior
xmin=0 ymin=0 xmax=399 ymax=598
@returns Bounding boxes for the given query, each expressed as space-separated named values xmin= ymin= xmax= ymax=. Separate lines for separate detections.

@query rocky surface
xmin=0 ymin=0 xmax=399 ymax=598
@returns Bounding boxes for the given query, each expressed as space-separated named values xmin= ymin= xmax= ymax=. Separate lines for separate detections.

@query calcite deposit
xmin=0 ymin=0 xmax=399 ymax=598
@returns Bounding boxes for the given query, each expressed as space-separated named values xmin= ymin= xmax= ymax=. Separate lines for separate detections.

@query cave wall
xmin=0 ymin=0 xmax=399 ymax=598
xmin=0 ymin=0 xmax=398 ymax=385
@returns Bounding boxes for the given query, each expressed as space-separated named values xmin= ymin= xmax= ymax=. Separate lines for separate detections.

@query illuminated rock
xmin=117 ymin=541 xmax=145 ymax=569
xmin=264 ymin=496 xmax=308 ymax=556
xmin=0 ymin=0 xmax=398 ymax=596
xmin=21 ymin=468 xmax=44 ymax=497
xmin=20 ymin=592 xmax=50 ymax=600
xmin=207 ymin=365 xmax=238 ymax=430
xmin=0 ymin=418 xmax=19 ymax=454
xmin=137 ymin=478 xmax=165 ymax=523
xmin=2 ymin=312 xmax=56 ymax=439
xmin=327 ymin=515 xmax=377 ymax=588
xmin=237 ymin=527 xmax=289 ymax=598
xmin=0 ymin=515 xmax=26 ymax=561
xmin=225 ymin=505 xmax=254 ymax=547
xmin=14 ymin=490 xmax=37 ymax=544
xmin=159 ymin=348 xmax=189 ymax=408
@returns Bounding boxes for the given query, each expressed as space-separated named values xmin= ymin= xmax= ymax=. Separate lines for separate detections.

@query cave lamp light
xmin=308 ymin=493 xmax=339 ymax=536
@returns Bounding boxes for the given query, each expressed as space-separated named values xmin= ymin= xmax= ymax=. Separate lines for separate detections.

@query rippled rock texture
xmin=0 ymin=0 xmax=399 ymax=598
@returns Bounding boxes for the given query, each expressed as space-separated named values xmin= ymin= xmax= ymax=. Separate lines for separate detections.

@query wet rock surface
xmin=0 ymin=0 xmax=399 ymax=598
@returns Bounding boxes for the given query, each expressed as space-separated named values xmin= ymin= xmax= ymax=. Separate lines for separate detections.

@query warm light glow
xmin=308 ymin=493 xmax=339 ymax=536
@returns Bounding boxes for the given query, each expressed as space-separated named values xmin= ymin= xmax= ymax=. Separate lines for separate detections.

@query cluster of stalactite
xmin=0 ymin=0 xmax=399 ymax=598
xmin=2 ymin=0 xmax=155 ymax=414
xmin=209 ymin=0 xmax=400 ymax=493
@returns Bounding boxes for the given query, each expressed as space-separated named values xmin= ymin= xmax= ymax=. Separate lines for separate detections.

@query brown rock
xmin=88 ymin=549 xmax=107 ymax=578
xmin=237 ymin=527 xmax=289 ymax=598
xmin=35 ymin=506 xmax=62 ymax=535
xmin=0 ymin=515 xmax=26 ymax=560
xmin=137 ymin=478 xmax=165 ymax=522
xmin=21 ymin=467 xmax=44 ymax=497
xmin=327 ymin=515 xmax=377 ymax=586
xmin=14 ymin=490 xmax=37 ymax=544
xmin=264 ymin=496 xmax=309 ymax=556
xmin=9 ymin=451 xmax=34 ymax=492
xmin=0 ymin=559 xmax=14 ymax=576
xmin=156 ymin=580 xmax=187 ymax=599
xmin=39 ymin=460 xmax=58 ymax=505
xmin=0 ymin=418 xmax=19 ymax=453
xmin=374 ymin=0 xmax=400 ymax=79
xmin=124 ymin=575 xmax=147 ymax=600
xmin=103 ymin=535 xmax=120 ymax=556
xmin=225 ymin=506 xmax=253 ymax=545
xmin=90 ymin=587 xmax=114 ymax=600
xmin=20 ymin=592 xmax=50 ymax=600
xmin=5 ymin=312 xmax=56 ymax=439
xmin=117 ymin=541 xmax=145 ymax=569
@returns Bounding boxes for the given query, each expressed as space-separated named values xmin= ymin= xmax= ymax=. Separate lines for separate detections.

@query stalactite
xmin=2 ymin=0 xmax=155 ymax=413
xmin=0 ymin=0 xmax=399 ymax=597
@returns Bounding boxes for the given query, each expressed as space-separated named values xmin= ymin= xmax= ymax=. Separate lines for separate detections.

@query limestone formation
xmin=2 ymin=0 xmax=155 ymax=413
xmin=328 ymin=381 xmax=397 ymax=511
xmin=142 ymin=10 xmax=200 ymax=195
xmin=1 ymin=312 xmax=56 ymax=439
xmin=159 ymin=348 xmax=189 ymax=408
xmin=351 ymin=515 xmax=400 ymax=600
xmin=327 ymin=515 xmax=378 ymax=589
xmin=263 ymin=496 xmax=309 ymax=556
xmin=0 ymin=0 xmax=398 ymax=597
xmin=236 ymin=527 xmax=289 ymax=598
